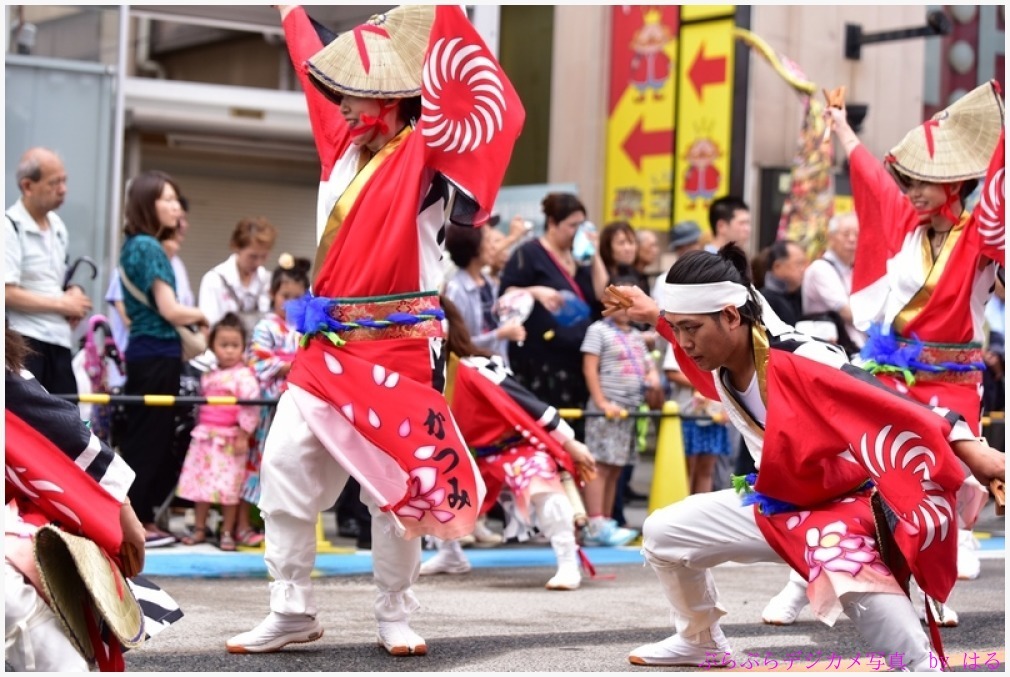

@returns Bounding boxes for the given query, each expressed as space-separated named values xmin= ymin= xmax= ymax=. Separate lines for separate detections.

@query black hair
xmin=542 ymin=193 xmax=586 ymax=228
xmin=123 ymin=170 xmax=183 ymax=237
xmin=271 ymin=256 xmax=312 ymax=296
xmin=305 ymin=76 xmax=422 ymax=128
xmin=209 ymin=312 xmax=247 ymax=349
xmin=893 ymin=173 xmax=979 ymax=205
xmin=665 ymin=243 xmax=763 ymax=325
xmin=5 ymin=324 xmax=32 ymax=372
xmin=708 ymin=196 xmax=749 ymax=236
xmin=444 ymin=224 xmax=485 ymax=269
xmin=399 ymin=96 xmax=422 ymax=125
xmin=599 ymin=220 xmax=637 ymax=271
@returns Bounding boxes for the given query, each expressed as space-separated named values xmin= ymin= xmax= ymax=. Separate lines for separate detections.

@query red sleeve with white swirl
xmin=975 ymin=127 xmax=1005 ymax=266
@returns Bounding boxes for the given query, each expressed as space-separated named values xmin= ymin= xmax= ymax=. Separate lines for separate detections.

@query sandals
xmin=180 ymin=527 xmax=208 ymax=546
xmin=236 ymin=529 xmax=265 ymax=547
xmin=219 ymin=531 xmax=237 ymax=552
xmin=180 ymin=526 xmax=250 ymax=551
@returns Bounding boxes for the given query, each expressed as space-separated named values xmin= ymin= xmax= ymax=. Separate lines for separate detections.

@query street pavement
xmin=126 ymin=456 xmax=1006 ymax=672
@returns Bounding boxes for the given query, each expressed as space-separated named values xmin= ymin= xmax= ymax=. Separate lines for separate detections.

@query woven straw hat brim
xmin=887 ymin=80 xmax=1005 ymax=183
xmin=307 ymin=5 xmax=434 ymax=100
xmin=34 ymin=525 xmax=145 ymax=659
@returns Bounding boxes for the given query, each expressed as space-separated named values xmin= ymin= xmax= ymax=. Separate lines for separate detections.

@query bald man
xmin=5 ymin=147 xmax=91 ymax=393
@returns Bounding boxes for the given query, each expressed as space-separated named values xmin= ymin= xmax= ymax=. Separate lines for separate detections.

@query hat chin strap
xmin=349 ymin=101 xmax=399 ymax=142
xmin=914 ymin=183 xmax=962 ymax=225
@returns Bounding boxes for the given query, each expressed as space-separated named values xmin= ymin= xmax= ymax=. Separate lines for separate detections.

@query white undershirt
xmin=729 ymin=371 xmax=766 ymax=427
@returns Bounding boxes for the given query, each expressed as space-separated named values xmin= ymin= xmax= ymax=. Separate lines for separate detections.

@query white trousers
xmin=642 ymin=490 xmax=936 ymax=671
xmin=258 ymin=391 xmax=421 ymax=623
xmin=5 ymin=562 xmax=89 ymax=672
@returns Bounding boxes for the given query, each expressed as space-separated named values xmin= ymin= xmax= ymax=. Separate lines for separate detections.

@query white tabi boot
xmin=761 ymin=570 xmax=809 ymax=625
xmin=628 ymin=554 xmax=732 ymax=667
xmin=909 ymin=579 xmax=959 ymax=627
xmin=535 ymin=492 xmax=581 ymax=590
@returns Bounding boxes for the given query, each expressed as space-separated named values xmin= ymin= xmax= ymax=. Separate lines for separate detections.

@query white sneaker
xmin=376 ymin=620 xmax=427 ymax=656
xmin=914 ymin=594 xmax=959 ymax=627
xmin=419 ymin=549 xmax=472 ymax=576
xmin=545 ymin=563 xmax=581 ymax=591
xmin=628 ymin=627 xmax=732 ymax=667
xmin=761 ymin=581 xmax=809 ymax=625
xmin=226 ymin=612 xmax=324 ymax=653
xmin=957 ymin=529 xmax=981 ymax=580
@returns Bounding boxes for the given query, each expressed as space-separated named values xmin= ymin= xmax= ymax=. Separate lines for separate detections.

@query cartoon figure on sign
xmin=683 ymin=137 xmax=722 ymax=210
xmin=629 ymin=8 xmax=673 ymax=103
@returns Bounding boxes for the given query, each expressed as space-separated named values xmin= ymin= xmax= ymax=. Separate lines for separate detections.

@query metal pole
xmin=108 ymin=5 xmax=129 ymax=273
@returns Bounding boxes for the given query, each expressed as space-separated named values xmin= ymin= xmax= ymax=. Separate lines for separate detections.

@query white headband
xmin=659 ymin=281 xmax=750 ymax=314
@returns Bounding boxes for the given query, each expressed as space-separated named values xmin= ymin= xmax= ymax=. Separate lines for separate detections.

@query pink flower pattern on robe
xmin=804 ymin=520 xmax=891 ymax=580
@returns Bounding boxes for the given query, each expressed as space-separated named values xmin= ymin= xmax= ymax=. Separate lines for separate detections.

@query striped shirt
xmin=581 ymin=319 xmax=653 ymax=408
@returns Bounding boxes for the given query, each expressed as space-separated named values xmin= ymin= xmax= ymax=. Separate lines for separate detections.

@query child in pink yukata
xmin=177 ymin=312 xmax=260 ymax=550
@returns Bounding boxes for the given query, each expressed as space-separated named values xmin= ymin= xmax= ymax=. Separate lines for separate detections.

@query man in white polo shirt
xmin=5 ymin=147 xmax=91 ymax=394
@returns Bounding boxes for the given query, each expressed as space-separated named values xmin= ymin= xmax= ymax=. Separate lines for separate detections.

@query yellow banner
xmin=681 ymin=5 xmax=735 ymax=23
xmin=603 ymin=7 xmax=679 ymax=231
xmin=672 ymin=17 xmax=735 ymax=229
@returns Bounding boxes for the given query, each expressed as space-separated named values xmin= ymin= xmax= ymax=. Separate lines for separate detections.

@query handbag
xmin=118 ymin=268 xmax=207 ymax=362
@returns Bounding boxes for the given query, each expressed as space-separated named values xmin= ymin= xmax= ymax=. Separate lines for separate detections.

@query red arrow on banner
xmin=688 ymin=42 xmax=726 ymax=101
xmin=622 ymin=117 xmax=674 ymax=172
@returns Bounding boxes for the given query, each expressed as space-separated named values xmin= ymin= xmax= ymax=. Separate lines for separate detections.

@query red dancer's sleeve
xmin=849 ymin=145 xmax=918 ymax=295
xmin=281 ymin=7 xmax=348 ymax=176
xmin=655 ymin=319 xmax=719 ymax=401
xmin=974 ymin=127 xmax=1005 ymax=266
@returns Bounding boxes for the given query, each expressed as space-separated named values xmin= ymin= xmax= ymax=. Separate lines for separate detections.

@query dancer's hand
xmin=563 ymin=439 xmax=597 ymax=480
xmin=823 ymin=105 xmax=860 ymax=156
xmin=603 ymin=284 xmax=659 ymax=327
xmin=952 ymin=438 xmax=1006 ymax=486
xmin=274 ymin=5 xmax=297 ymax=21
xmin=119 ymin=502 xmax=146 ymax=578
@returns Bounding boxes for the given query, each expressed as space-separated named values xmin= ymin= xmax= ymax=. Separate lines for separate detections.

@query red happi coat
xmin=656 ymin=320 xmax=966 ymax=610
xmin=446 ymin=354 xmax=578 ymax=517
xmin=848 ymin=124 xmax=1005 ymax=432
xmin=5 ymin=410 xmax=124 ymax=558
xmin=282 ymin=6 xmax=525 ymax=540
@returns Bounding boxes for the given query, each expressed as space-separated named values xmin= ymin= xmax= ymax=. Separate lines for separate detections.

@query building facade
xmin=6 ymin=5 xmax=998 ymax=303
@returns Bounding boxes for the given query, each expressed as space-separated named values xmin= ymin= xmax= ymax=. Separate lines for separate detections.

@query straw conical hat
xmin=307 ymin=5 xmax=435 ymax=100
xmin=886 ymin=80 xmax=1004 ymax=183
xmin=34 ymin=525 xmax=145 ymax=661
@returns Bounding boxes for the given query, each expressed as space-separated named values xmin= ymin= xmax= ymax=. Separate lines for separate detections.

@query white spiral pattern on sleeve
xmin=856 ymin=425 xmax=953 ymax=552
xmin=977 ymin=166 xmax=1004 ymax=251
xmin=421 ymin=37 xmax=506 ymax=154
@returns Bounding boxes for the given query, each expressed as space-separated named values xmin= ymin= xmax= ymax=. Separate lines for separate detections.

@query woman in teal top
xmin=118 ymin=170 xmax=208 ymax=547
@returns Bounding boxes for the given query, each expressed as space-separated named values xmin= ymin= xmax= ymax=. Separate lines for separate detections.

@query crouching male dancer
xmin=604 ymin=244 xmax=1004 ymax=671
